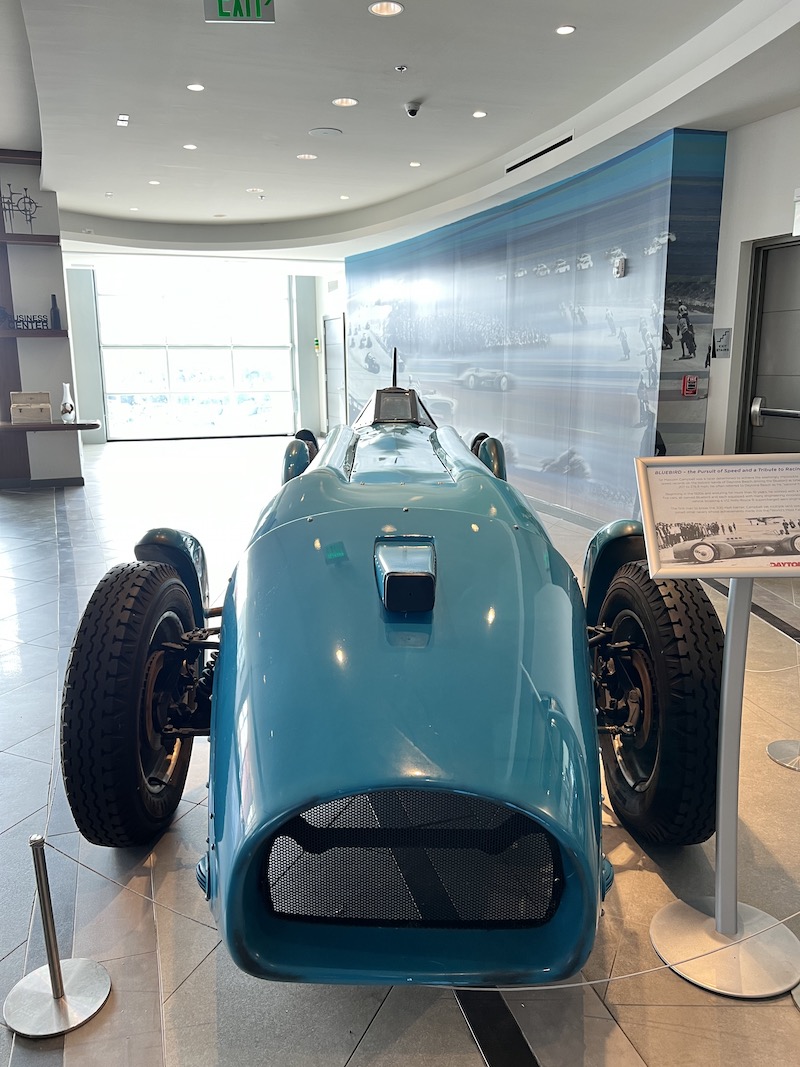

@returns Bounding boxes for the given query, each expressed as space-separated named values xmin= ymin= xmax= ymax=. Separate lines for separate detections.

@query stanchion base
xmin=767 ymin=739 xmax=800 ymax=771
xmin=2 ymin=957 xmax=111 ymax=1038
xmin=650 ymin=897 xmax=800 ymax=998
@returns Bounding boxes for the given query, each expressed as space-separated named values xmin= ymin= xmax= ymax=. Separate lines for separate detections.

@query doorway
xmin=739 ymin=238 xmax=800 ymax=453
xmin=323 ymin=314 xmax=348 ymax=431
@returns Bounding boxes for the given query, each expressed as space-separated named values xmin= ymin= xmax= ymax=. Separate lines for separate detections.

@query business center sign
xmin=204 ymin=0 xmax=275 ymax=22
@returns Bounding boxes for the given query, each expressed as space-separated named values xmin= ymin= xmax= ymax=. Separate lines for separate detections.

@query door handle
xmin=750 ymin=396 xmax=800 ymax=427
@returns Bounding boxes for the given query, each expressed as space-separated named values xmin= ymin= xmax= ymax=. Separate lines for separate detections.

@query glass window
xmin=232 ymin=347 xmax=292 ymax=391
xmin=88 ymin=254 xmax=296 ymax=440
xmin=168 ymin=348 xmax=233 ymax=392
xmin=102 ymin=348 xmax=168 ymax=392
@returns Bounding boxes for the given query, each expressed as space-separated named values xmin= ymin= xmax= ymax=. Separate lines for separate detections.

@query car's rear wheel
xmin=789 ymin=534 xmax=800 ymax=554
xmin=466 ymin=374 xmax=477 ymax=389
xmin=691 ymin=541 xmax=717 ymax=564
xmin=595 ymin=561 xmax=723 ymax=845
xmin=61 ymin=562 xmax=196 ymax=847
xmin=470 ymin=432 xmax=489 ymax=456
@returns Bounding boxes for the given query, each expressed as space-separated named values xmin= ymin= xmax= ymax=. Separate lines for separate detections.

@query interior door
xmin=323 ymin=314 xmax=347 ymax=431
xmin=742 ymin=240 xmax=800 ymax=452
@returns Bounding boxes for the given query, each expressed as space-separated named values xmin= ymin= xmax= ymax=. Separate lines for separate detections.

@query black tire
xmin=470 ymin=431 xmax=489 ymax=457
xmin=789 ymin=534 xmax=800 ymax=554
xmin=295 ymin=428 xmax=319 ymax=460
xmin=595 ymin=560 xmax=723 ymax=845
xmin=61 ymin=562 xmax=196 ymax=847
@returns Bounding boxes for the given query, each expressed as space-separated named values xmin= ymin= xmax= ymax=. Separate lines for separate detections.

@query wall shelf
xmin=0 ymin=329 xmax=68 ymax=339
xmin=0 ymin=421 xmax=100 ymax=433
xmin=0 ymin=233 xmax=60 ymax=246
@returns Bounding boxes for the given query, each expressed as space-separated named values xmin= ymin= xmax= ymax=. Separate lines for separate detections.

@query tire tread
xmin=61 ymin=562 xmax=194 ymax=847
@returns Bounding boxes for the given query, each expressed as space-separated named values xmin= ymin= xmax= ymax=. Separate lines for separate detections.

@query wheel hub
xmin=140 ymin=649 xmax=181 ymax=790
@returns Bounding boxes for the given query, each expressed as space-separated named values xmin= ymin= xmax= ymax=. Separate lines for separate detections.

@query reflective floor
xmin=1 ymin=438 xmax=798 ymax=1066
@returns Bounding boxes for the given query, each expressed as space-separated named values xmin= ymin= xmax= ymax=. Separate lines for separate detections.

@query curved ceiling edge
xmin=57 ymin=1 xmax=800 ymax=259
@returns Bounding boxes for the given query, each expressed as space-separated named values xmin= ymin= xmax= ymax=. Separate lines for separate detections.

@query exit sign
xmin=204 ymin=0 xmax=275 ymax=22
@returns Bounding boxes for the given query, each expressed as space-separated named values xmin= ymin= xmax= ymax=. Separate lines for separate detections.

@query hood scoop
xmin=374 ymin=537 xmax=436 ymax=613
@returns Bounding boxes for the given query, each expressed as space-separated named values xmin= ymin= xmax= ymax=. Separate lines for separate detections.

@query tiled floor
xmin=0 ymin=438 xmax=798 ymax=1067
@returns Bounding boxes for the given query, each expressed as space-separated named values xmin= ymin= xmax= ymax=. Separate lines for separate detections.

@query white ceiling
xmin=2 ymin=0 xmax=800 ymax=259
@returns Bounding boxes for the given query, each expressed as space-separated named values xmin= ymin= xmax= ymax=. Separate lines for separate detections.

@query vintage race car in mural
xmin=672 ymin=526 xmax=800 ymax=564
xmin=60 ymin=366 xmax=724 ymax=987
xmin=459 ymin=366 xmax=514 ymax=391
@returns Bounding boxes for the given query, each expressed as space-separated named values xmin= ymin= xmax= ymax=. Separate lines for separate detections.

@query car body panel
xmin=134 ymin=527 xmax=209 ymax=623
xmin=204 ymin=418 xmax=606 ymax=985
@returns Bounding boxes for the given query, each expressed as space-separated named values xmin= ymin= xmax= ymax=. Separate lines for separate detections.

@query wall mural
xmin=345 ymin=130 xmax=726 ymax=524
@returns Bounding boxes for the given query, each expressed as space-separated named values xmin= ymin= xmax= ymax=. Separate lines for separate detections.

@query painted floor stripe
xmin=703 ymin=577 xmax=800 ymax=644
xmin=454 ymin=990 xmax=542 ymax=1067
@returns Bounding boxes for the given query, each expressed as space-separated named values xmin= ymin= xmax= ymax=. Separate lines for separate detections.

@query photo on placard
xmin=635 ymin=454 xmax=800 ymax=578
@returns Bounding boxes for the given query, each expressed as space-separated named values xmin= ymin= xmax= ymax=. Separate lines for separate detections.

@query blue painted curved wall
xmin=345 ymin=129 xmax=726 ymax=524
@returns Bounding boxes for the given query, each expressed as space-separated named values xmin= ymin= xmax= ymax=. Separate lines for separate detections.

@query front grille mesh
xmin=262 ymin=790 xmax=563 ymax=927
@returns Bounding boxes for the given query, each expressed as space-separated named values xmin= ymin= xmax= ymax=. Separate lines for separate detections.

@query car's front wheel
xmin=594 ymin=561 xmax=723 ymax=845
xmin=61 ymin=562 xmax=196 ymax=846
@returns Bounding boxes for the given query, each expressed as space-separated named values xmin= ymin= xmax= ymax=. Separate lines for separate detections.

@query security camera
xmin=405 ymin=101 xmax=421 ymax=117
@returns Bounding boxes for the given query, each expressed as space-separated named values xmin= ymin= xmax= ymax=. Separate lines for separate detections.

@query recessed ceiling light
xmin=246 ymin=187 xmax=264 ymax=193
xmin=186 ymin=83 xmax=205 ymax=92
xmin=556 ymin=25 xmax=575 ymax=35
xmin=309 ymin=128 xmax=343 ymax=137
xmin=148 ymin=180 xmax=161 ymax=185
xmin=369 ymin=2 xmax=403 ymax=15
xmin=183 ymin=144 xmax=197 ymax=150
xmin=297 ymin=153 xmax=317 ymax=160
xmin=473 ymin=111 xmax=487 ymax=118
xmin=116 ymin=114 xmax=129 ymax=126
xmin=340 ymin=195 xmax=350 ymax=200
xmin=213 ymin=214 xmax=227 ymax=218
xmin=129 ymin=207 xmax=139 ymax=211
xmin=395 ymin=65 xmax=408 ymax=73
xmin=409 ymin=161 xmax=421 ymax=167
xmin=104 ymin=191 xmax=114 ymax=198
xmin=332 ymin=98 xmax=358 ymax=108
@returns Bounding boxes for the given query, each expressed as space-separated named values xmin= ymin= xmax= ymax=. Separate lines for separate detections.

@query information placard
xmin=635 ymin=454 xmax=800 ymax=578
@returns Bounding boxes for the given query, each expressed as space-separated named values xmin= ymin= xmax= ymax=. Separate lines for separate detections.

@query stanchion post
xmin=29 ymin=834 xmax=65 ymax=1000
xmin=2 ymin=834 xmax=112 ymax=1039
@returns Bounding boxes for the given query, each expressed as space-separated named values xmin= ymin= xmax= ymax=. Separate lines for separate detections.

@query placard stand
xmin=649 ymin=578 xmax=800 ymax=997
xmin=767 ymin=739 xmax=800 ymax=771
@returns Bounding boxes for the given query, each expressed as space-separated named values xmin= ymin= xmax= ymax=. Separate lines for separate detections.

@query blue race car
xmin=61 ymin=368 xmax=723 ymax=987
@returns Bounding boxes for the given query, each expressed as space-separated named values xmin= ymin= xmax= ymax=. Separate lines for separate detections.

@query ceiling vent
xmin=506 ymin=133 xmax=573 ymax=175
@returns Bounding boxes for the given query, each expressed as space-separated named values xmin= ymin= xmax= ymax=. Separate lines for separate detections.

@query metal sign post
xmin=2 ymin=836 xmax=111 ymax=1039
xmin=636 ymin=456 xmax=800 ymax=998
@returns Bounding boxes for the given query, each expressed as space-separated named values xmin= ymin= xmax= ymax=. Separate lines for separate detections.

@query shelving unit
xmin=1 ymin=149 xmax=79 ymax=486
